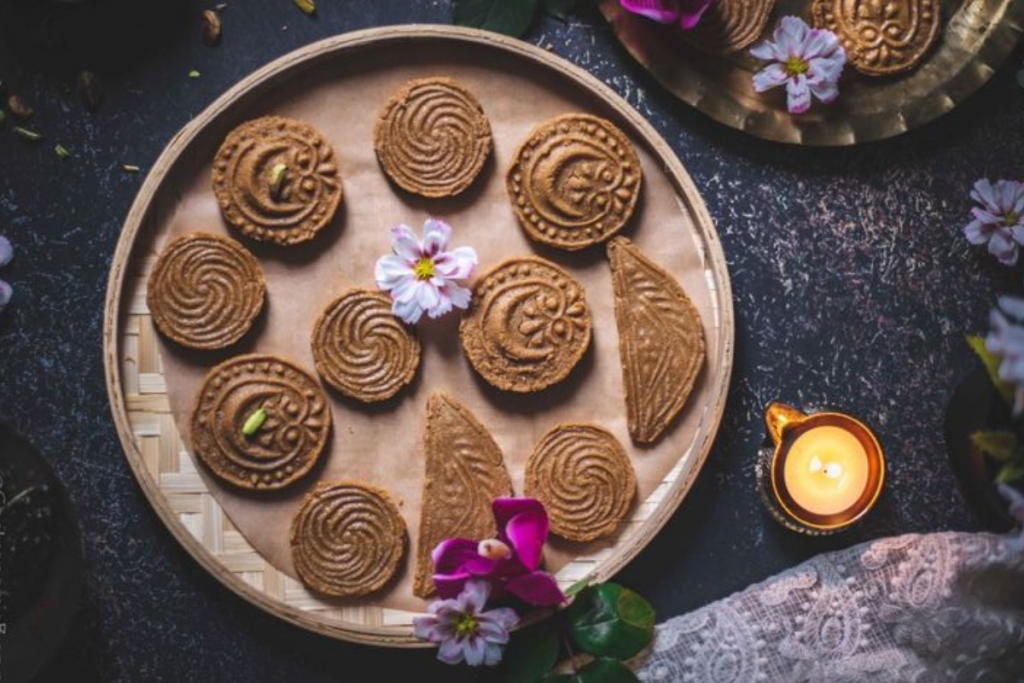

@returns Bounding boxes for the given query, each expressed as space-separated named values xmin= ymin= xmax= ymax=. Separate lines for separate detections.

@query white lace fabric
xmin=636 ymin=533 xmax=1024 ymax=683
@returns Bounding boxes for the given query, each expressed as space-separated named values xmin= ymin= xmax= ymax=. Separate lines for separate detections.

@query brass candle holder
xmin=756 ymin=403 xmax=885 ymax=535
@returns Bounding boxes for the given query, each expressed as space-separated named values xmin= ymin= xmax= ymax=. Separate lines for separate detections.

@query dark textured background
xmin=0 ymin=1 xmax=1020 ymax=681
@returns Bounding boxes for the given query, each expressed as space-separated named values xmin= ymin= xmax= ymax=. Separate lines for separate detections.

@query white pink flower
xmin=750 ymin=16 xmax=846 ymax=115
xmin=413 ymin=579 xmax=518 ymax=667
xmin=986 ymin=297 xmax=1024 ymax=416
xmin=374 ymin=218 xmax=477 ymax=325
xmin=963 ymin=179 xmax=1024 ymax=266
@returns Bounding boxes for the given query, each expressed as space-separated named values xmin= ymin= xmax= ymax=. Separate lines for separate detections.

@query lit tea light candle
xmin=757 ymin=403 xmax=885 ymax=534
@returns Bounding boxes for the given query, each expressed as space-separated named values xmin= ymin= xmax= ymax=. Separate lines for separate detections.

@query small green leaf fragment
xmin=269 ymin=162 xmax=288 ymax=199
xmin=189 ymin=70 xmax=201 ymax=79
xmin=292 ymin=0 xmax=316 ymax=15
xmin=542 ymin=0 xmax=578 ymax=20
xmin=123 ymin=164 xmax=141 ymax=173
xmin=564 ymin=576 xmax=592 ymax=598
xmin=453 ymin=0 xmax=539 ymax=37
xmin=14 ymin=126 xmax=43 ymax=142
xmin=243 ymin=408 xmax=268 ymax=437
xmin=970 ymin=430 xmax=1017 ymax=461
xmin=55 ymin=144 xmax=71 ymax=159
xmin=501 ymin=621 xmax=560 ymax=683
xmin=568 ymin=584 xmax=655 ymax=660
xmin=574 ymin=658 xmax=640 ymax=683
xmin=995 ymin=461 xmax=1024 ymax=484
xmin=967 ymin=335 xmax=1014 ymax=404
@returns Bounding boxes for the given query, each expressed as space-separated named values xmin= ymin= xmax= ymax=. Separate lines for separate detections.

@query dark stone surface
xmin=0 ymin=0 xmax=1020 ymax=681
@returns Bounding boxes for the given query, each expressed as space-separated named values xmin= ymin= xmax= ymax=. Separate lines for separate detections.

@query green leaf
xmin=542 ymin=0 xmax=578 ymax=20
xmin=568 ymin=584 xmax=655 ymax=660
xmin=564 ymin=576 xmax=592 ymax=598
xmin=996 ymin=461 xmax=1024 ymax=484
xmin=502 ymin=621 xmax=560 ymax=683
xmin=575 ymin=658 xmax=640 ymax=683
xmin=970 ymin=430 xmax=1017 ymax=461
xmin=453 ymin=0 xmax=539 ymax=37
xmin=967 ymin=335 xmax=1014 ymax=404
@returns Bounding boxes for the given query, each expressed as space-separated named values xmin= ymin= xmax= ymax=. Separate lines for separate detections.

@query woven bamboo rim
xmin=102 ymin=25 xmax=735 ymax=647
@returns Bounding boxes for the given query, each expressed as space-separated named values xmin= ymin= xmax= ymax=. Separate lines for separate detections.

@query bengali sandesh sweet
xmin=190 ymin=354 xmax=331 ymax=490
xmin=812 ymin=0 xmax=941 ymax=76
xmin=374 ymin=77 xmax=492 ymax=198
xmin=147 ymin=232 xmax=265 ymax=350
xmin=212 ymin=116 xmax=343 ymax=246
xmin=524 ymin=423 xmax=636 ymax=543
xmin=459 ymin=256 xmax=592 ymax=393
xmin=290 ymin=480 xmax=407 ymax=598
xmin=507 ymin=113 xmax=642 ymax=251
xmin=414 ymin=393 xmax=513 ymax=598
xmin=682 ymin=0 xmax=775 ymax=55
xmin=311 ymin=289 xmax=421 ymax=403
xmin=607 ymin=237 xmax=704 ymax=444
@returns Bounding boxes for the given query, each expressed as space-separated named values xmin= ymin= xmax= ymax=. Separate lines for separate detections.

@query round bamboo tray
xmin=103 ymin=25 xmax=735 ymax=647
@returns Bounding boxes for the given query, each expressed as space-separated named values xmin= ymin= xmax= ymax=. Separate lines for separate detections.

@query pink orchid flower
xmin=619 ymin=0 xmax=712 ymax=29
xmin=374 ymin=218 xmax=477 ymax=325
xmin=432 ymin=498 xmax=566 ymax=608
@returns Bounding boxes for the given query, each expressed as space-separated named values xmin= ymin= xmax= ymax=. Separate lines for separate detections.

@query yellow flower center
xmin=454 ymin=613 xmax=478 ymax=637
xmin=785 ymin=56 xmax=809 ymax=76
xmin=1006 ymin=211 xmax=1020 ymax=227
xmin=413 ymin=257 xmax=435 ymax=280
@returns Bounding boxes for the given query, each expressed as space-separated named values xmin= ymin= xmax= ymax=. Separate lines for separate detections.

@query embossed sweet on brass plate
xmin=599 ymin=0 xmax=1024 ymax=145
xmin=684 ymin=0 xmax=777 ymax=55
xmin=812 ymin=0 xmax=941 ymax=76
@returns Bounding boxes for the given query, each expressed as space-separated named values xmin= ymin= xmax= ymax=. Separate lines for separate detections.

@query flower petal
xmin=443 ymin=282 xmax=472 ymax=311
xmin=786 ymin=74 xmax=811 ymax=114
xmin=618 ymin=0 xmax=681 ymax=24
xmin=416 ymin=280 xmax=440 ymax=311
xmin=375 ymin=254 xmax=415 ymax=289
xmin=432 ymin=572 xmax=470 ymax=600
xmin=493 ymin=497 xmax=546 ymax=533
xmin=438 ymin=638 xmax=467 ymax=665
xmin=749 ymin=40 xmax=778 ymax=62
xmin=422 ymin=218 xmax=452 ymax=257
xmin=989 ymin=229 xmax=1019 ymax=265
xmin=964 ymin=220 xmax=992 ymax=244
xmin=392 ymin=295 xmax=424 ymax=325
xmin=463 ymin=636 xmax=487 ymax=667
xmin=972 ymin=179 xmax=998 ymax=211
xmin=808 ymin=77 xmax=839 ymax=105
xmin=677 ymin=0 xmax=712 ymax=29
xmin=461 ymin=579 xmax=491 ymax=613
xmin=999 ymin=297 xmax=1024 ymax=322
xmin=775 ymin=15 xmax=809 ymax=54
xmin=0 ymin=236 xmax=12 ymax=268
xmin=752 ymin=63 xmax=788 ymax=93
xmin=482 ymin=606 xmax=519 ymax=633
xmin=433 ymin=246 xmax=478 ymax=280
xmin=413 ymin=615 xmax=439 ymax=640
xmin=505 ymin=510 xmax=549 ymax=571
xmin=0 ymin=280 xmax=12 ymax=312
xmin=505 ymin=571 xmax=566 ymax=607
xmin=390 ymin=224 xmax=422 ymax=261
xmin=483 ymin=641 xmax=505 ymax=667
xmin=432 ymin=538 xmax=482 ymax=573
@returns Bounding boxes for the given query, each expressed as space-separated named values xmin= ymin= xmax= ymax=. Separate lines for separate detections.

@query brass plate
xmin=599 ymin=0 xmax=1024 ymax=146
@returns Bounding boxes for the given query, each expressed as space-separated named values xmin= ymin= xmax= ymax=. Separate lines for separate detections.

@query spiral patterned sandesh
xmin=683 ymin=0 xmax=775 ymax=55
xmin=190 ymin=354 xmax=331 ymax=490
xmin=147 ymin=233 xmax=265 ymax=350
xmin=507 ymin=114 xmax=642 ymax=251
xmin=311 ymin=289 xmax=420 ymax=403
xmin=212 ymin=116 xmax=343 ymax=246
xmin=525 ymin=424 xmax=636 ymax=543
xmin=459 ymin=257 xmax=592 ymax=393
xmin=374 ymin=77 xmax=492 ymax=198
xmin=290 ymin=480 xmax=407 ymax=598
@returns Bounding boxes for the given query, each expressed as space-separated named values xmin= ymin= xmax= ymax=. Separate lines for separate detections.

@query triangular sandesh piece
xmin=414 ymin=392 xmax=513 ymax=598
xmin=607 ymin=237 xmax=705 ymax=444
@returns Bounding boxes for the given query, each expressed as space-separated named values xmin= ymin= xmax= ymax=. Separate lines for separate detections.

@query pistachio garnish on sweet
xmin=7 ymin=95 xmax=33 ymax=120
xmin=292 ymin=0 xmax=316 ymax=15
xmin=242 ymin=407 xmax=268 ymax=437
xmin=55 ymin=144 xmax=71 ymax=159
xmin=269 ymin=162 xmax=288 ymax=199
xmin=77 ymin=71 xmax=103 ymax=111
xmin=202 ymin=9 xmax=222 ymax=46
